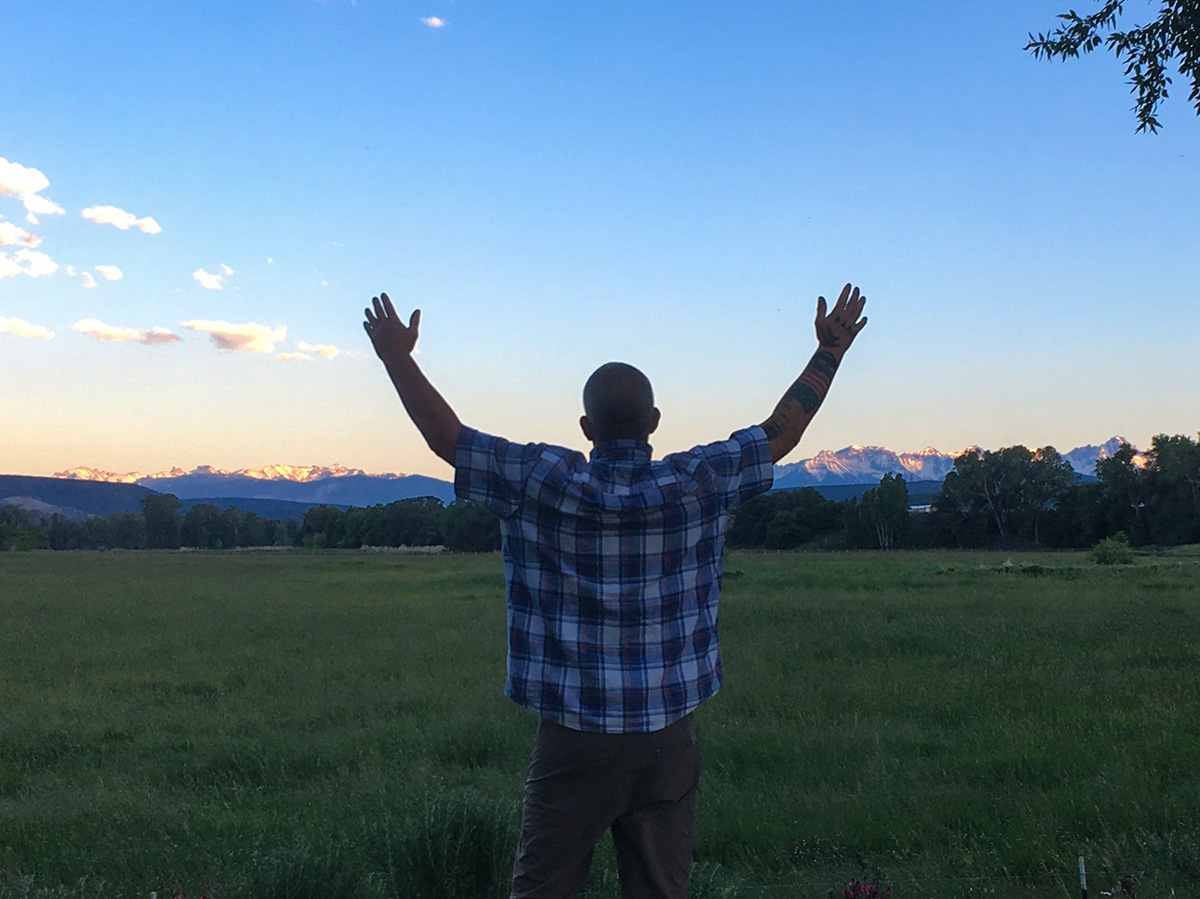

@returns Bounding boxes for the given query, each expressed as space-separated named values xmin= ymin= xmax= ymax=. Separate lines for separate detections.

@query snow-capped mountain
xmin=773 ymin=445 xmax=963 ymax=489
xmin=49 ymin=436 xmax=1147 ymax=504
xmin=55 ymin=463 xmax=399 ymax=484
xmin=1061 ymin=436 xmax=1148 ymax=478
xmin=771 ymin=436 xmax=1145 ymax=489
xmin=53 ymin=464 xmax=454 ymax=506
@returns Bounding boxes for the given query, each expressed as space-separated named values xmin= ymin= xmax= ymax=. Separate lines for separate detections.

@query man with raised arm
xmin=363 ymin=284 xmax=867 ymax=899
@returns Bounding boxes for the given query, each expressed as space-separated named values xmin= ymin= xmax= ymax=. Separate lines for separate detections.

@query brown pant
xmin=510 ymin=713 xmax=702 ymax=899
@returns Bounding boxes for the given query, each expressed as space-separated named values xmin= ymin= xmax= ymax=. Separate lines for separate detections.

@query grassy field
xmin=2 ymin=549 xmax=1199 ymax=898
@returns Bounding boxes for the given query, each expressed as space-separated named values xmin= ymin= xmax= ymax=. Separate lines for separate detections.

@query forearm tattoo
xmin=817 ymin=325 xmax=841 ymax=349
xmin=762 ymin=349 xmax=840 ymax=440
xmin=787 ymin=350 xmax=838 ymax=412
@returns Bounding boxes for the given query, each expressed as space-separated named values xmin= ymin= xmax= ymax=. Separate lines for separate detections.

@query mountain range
xmin=771 ymin=436 xmax=1140 ymax=489
xmin=0 ymin=437 xmax=1146 ymax=522
xmin=54 ymin=464 xmax=457 ymax=507
xmin=40 ymin=435 xmax=1141 ymax=505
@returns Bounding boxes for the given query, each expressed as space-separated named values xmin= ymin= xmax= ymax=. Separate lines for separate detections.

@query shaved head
xmin=582 ymin=362 xmax=659 ymax=443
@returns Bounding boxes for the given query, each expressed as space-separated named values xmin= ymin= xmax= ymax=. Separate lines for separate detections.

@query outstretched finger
xmin=409 ymin=308 xmax=421 ymax=334
xmin=852 ymin=316 xmax=868 ymax=336
xmin=816 ymin=296 xmax=827 ymax=320
xmin=380 ymin=292 xmax=398 ymax=321
xmin=850 ymin=292 xmax=866 ymax=322
xmin=834 ymin=283 xmax=852 ymax=313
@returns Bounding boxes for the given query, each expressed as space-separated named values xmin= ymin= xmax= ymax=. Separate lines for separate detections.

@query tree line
xmin=730 ymin=433 xmax=1200 ymax=551
xmin=3 ymin=432 xmax=1197 ymax=553
xmin=0 ymin=495 xmax=501 ymax=553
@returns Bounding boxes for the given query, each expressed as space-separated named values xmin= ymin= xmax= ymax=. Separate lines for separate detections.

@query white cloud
xmin=81 ymin=205 xmax=162 ymax=234
xmin=73 ymin=319 xmax=182 ymax=345
xmin=421 ymin=16 xmax=445 ymax=27
xmin=0 ymin=248 xmax=58 ymax=280
xmin=181 ymin=320 xmax=286 ymax=353
xmin=267 ymin=257 xmax=274 ymax=264
xmin=192 ymin=268 xmax=225 ymax=290
xmin=0 ymin=316 xmax=54 ymax=339
xmin=320 ymin=280 xmax=329 ymax=287
xmin=94 ymin=265 xmax=124 ymax=281
xmin=276 ymin=352 xmax=312 ymax=362
xmin=297 ymin=340 xmax=341 ymax=360
xmin=220 ymin=263 xmax=234 ymax=276
xmin=81 ymin=271 xmax=97 ymax=288
xmin=0 ymin=157 xmax=65 ymax=223
xmin=66 ymin=265 xmax=77 ymax=277
xmin=19 ymin=249 xmax=58 ymax=277
xmin=0 ymin=221 xmax=41 ymax=247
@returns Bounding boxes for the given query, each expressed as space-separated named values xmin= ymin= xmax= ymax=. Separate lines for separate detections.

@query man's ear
xmin=647 ymin=407 xmax=661 ymax=436
xmin=580 ymin=415 xmax=594 ymax=442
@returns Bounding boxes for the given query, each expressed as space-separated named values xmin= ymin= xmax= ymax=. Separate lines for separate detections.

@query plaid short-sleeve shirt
xmin=454 ymin=425 xmax=774 ymax=733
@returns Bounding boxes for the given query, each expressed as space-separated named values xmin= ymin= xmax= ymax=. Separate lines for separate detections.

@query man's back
xmin=455 ymin=425 xmax=774 ymax=732
xmin=362 ymin=283 xmax=867 ymax=899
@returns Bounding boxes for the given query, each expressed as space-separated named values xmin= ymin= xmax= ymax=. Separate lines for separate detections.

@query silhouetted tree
xmin=443 ymin=500 xmax=501 ymax=552
xmin=1095 ymin=442 xmax=1153 ymax=543
xmin=1027 ymin=0 xmax=1200 ymax=132
xmin=88 ymin=510 xmax=146 ymax=549
xmin=0 ymin=506 xmax=47 ymax=550
xmin=182 ymin=504 xmax=224 ymax=549
xmin=47 ymin=514 xmax=90 ymax=550
xmin=141 ymin=494 xmax=182 ymax=549
xmin=1025 ymin=447 xmax=1077 ymax=545
xmin=297 ymin=505 xmax=346 ymax=549
xmin=847 ymin=473 xmax=910 ymax=550
xmin=1145 ymin=432 xmax=1200 ymax=544
xmin=935 ymin=445 xmax=1077 ymax=545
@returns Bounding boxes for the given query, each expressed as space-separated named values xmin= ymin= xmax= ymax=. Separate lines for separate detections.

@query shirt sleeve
xmin=454 ymin=426 xmax=547 ymax=519
xmin=685 ymin=425 xmax=775 ymax=511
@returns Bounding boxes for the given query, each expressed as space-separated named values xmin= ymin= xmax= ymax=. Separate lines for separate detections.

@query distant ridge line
xmin=48 ymin=434 xmax=1142 ymax=491
xmin=2 ymin=435 xmax=1144 ymax=520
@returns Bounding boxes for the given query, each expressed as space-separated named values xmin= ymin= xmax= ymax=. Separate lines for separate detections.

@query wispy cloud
xmin=0 ymin=221 xmax=41 ymax=247
xmin=276 ymin=352 xmax=312 ymax=362
xmin=297 ymin=340 xmax=341 ymax=360
xmin=81 ymin=271 xmax=97 ymax=288
xmin=192 ymin=264 xmax=233 ymax=290
xmin=181 ymin=320 xmax=286 ymax=353
xmin=73 ymin=319 xmax=181 ymax=345
xmin=81 ymin=205 xmax=162 ymax=234
xmin=421 ymin=16 xmax=445 ymax=27
xmin=0 ymin=316 xmax=54 ymax=339
xmin=0 ymin=248 xmax=59 ymax=280
xmin=0 ymin=157 xmax=65 ymax=224
xmin=94 ymin=265 xmax=124 ymax=281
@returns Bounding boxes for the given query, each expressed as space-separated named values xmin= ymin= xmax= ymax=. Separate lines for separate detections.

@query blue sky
xmin=2 ymin=1 xmax=1197 ymax=479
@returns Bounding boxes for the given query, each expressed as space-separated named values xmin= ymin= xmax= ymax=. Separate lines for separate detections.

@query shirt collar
xmin=589 ymin=439 xmax=653 ymax=463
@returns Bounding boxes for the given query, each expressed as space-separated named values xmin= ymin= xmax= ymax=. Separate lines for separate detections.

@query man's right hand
xmin=362 ymin=292 xmax=462 ymax=466
xmin=363 ymin=292 xmax=420 ymax=362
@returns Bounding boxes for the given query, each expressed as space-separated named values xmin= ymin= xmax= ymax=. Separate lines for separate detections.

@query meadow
xmin=1 ymin=549 xmax=1199 ymax=898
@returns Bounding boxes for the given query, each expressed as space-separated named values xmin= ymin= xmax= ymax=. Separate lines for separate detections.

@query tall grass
xmin=2 ymin=549 xmax=1199 ymax=897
